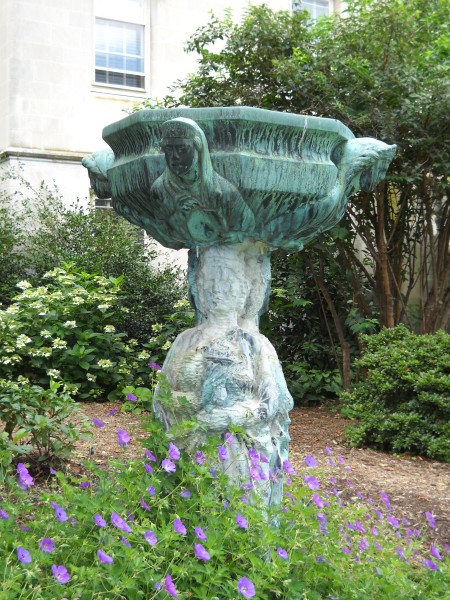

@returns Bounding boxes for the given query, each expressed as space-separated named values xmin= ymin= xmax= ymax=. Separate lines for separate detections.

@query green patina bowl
xmin=94 ymin=107 xmax=394 ymax=250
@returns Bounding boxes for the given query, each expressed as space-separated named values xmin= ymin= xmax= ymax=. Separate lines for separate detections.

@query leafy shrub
xmin=25 ymin=197 xmax=186 ymax=343
xmin=0 ymin=378 xmax=89 ymax=467
xmin=340 ymin=326 xmax=450 ymax=461
xmin=0 ymin=166 xmax=185 ymax=342
xmin=0 ymin=265 xmax=152 ymax=400
xmin=0 ymin=408 xmax=447 ymax=599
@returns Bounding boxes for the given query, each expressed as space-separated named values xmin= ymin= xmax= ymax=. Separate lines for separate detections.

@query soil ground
xmin=69 ymin=403 xmax=449 ymax=549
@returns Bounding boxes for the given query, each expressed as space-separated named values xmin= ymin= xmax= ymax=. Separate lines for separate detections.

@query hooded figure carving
xmin=150 ymin=117 xmax=255 ymax=249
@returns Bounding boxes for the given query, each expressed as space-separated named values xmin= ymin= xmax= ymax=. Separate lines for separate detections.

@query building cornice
xmin=0 ymin=147 xmax=90 ymax=164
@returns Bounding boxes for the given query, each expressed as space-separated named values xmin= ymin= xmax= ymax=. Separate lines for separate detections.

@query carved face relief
xmin=162 ymin=138 xmax=196 ymax=176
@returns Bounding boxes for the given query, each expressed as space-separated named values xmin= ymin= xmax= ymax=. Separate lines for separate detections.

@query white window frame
xmin=292 ymin=1 xmax=333 ymax=19
xmin=93 ymin=0 xmax=148 ymax=93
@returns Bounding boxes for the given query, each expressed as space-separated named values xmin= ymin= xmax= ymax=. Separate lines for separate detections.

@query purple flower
xmin=276 ymin=547 xmax=288 ymax=559
xmin=117 ymin=429 xmax=130 ymax=447
xmin=150 ymin=362 xmax=162 ymax=371
xmin=387 ymin=514 xmax=399 ymax=528
xmin=97 ymin=549 xmax=113 ymax=564
xmin=144 ymin=463 xmax=154 ymax=474
xmin=425 ymin=511 xmax=436 ymax=529
xmin=140 ymin=498 xmax=150 ymax=511
xmin=51 ymin=564 xmax=70 ymax=584
xmin=236 ymin=514 xmax=248 ymax=529
xmin=121 ymin=536 xmax=131 ymax=547
xmin=371 ymin=526 xmax=379 ymax=537
xmin=195 ymin=526 xmax=207 ymax=540
xmin=173 ymin=518 xmax=187 ymax=535
xmin=92 ymin=417 xmax=105 ymax=428
xmin=423 ymin=559 xmax=439 ymax=571
xmin=79 ymin=481 xmax=90 ymax=489
xmin=312 ymin=494 xmax=324 ymax=508
xmin=0 ymin=509 xmax=9 ymax=519
xmin=282 ymin=459 xmax=295 ymax=475
xmin=111 ymin=512 xmax=131 ymax=533
xmin=224 ymin=432 xmax=235 ymax=445
xmin=145 ymin=449 xmax=157 ymax=462
xmin=337 ymin=455 xmax=345 ymax=464
xmin=39 ymin=538 xmax=54 ymax=553
xmin=94 ymin=513 xmax=107 ymax=527
xmin=374 ymin=541 xmax=383 ymax=551
xmin=317 ymin=513 xmax=328 ymax=526
xmin=238 ymin=576 xmax=256 ymax=598
xmin=49 ymin=467 xmax=57 ymax=475
xmin=144 ymin=530 xmax=157 ymax=546
xmin=195 ymin=451 xmax=206 ymax=465
xmin=17 ymin=547 xmax=32 ymax=563
xmin=126 ymin=392 xmax=137 ymax=402
xmin=249 ymin=466 xmax=260 ymax=480
xmin=107 ymin=408 xmax=117 ymax=416
xmin=168 ymin=442 xmax=180 ymax=461
xmin=180 ymin=489 xmax=191 ymax=498
xmin=316 ymin=556 xmax=326 ymax=563
xmin=430 ymin=544 xmax=441 ymax=560
xmin=52 ymin=504 xmax=68 ymax=523
xmin=162 ymin=458 xmax=176 ymax=473
xmin=325 ymin=446 xmax=332 ymax=455
xmin=17 ymin=463 xmax=34 ymax=490
xmin=165 ymin=573 xmax=178 ymax=598
xmin=380 ymin=491 xmax=391 ymax=511
xmin=304 ymin=475 xmax=320 ymax=490
xmin=355 ymin=520 xmax=366 ymax=533
xmin=218 ymin=445 xmax=229 ymax=461
xmin=259 ymin=452 xmax=269 ymax=463
xmin=341 ymin=547 xmax=351 ymax=555
xmin=305 ymin=455 xmax=317 ymax=467
xmin=147 ymin=485 xmax=156 ymax=495
xmin=359 ymin=538 xmax=370 ymax=552
xmin=194 ymin=543 xmax=210 ymax=561
xmin=248 ymin=448 xmax=259 ymax=465
xmin=396 ymin=546 xmax=406 ymax=560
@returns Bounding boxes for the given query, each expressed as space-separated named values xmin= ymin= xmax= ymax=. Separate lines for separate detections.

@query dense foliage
xmin=340 ymin=326 xmax=450 ymax=461
xmin=0 ymin=406 xmax=448 ymax=599
xmin=0 ymin=167 xmax=185 ymax=342
xmin=0 ymin=378 xmax=89 ymax=471
xmin=0 ymin=266 xmax=155 ymax=401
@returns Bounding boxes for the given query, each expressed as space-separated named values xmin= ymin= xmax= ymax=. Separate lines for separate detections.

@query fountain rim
xmin=102 ymin=106 xmax=355 ymax=143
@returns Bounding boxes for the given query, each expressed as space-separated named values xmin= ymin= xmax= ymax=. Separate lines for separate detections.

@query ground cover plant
xmin=0 ymin=394 xmax=448 ymax=600
xmin=340 ymin=326 xmax=450 ymax=461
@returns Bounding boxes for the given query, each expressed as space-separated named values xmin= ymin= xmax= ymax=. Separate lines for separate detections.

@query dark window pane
xmin=95 ymin=69 xmax=107 ymax=83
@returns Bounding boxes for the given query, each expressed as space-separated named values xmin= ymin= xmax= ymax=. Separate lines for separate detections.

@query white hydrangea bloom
xmin=52 ymin=338 xmax=68 ymax=349
xmin=97 ymin=359 xmax=113 ymax=368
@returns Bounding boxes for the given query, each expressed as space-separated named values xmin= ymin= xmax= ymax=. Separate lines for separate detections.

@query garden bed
xmin=70 ymin=403 xmax=449 ymax=549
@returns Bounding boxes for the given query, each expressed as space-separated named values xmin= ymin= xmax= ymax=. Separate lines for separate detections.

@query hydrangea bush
xmin=0 ymin=411 xmax=447 ymax=599
xmin=0 ymin=265 xmax=153 ymax=401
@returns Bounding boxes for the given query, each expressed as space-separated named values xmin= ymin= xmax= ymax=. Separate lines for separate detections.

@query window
xmin=293 ymin=1 xmax=331 ymax=19
xmin=94 ymin=0 xmax=146 ymax=90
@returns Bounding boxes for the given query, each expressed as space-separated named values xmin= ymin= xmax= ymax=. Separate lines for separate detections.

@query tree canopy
xmin=159 ymin=0 xmax=449 ymax=335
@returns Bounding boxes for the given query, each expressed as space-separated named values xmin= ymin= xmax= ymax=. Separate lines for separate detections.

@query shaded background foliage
xmin=149 ymin=0 xmax=449 ymax=398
